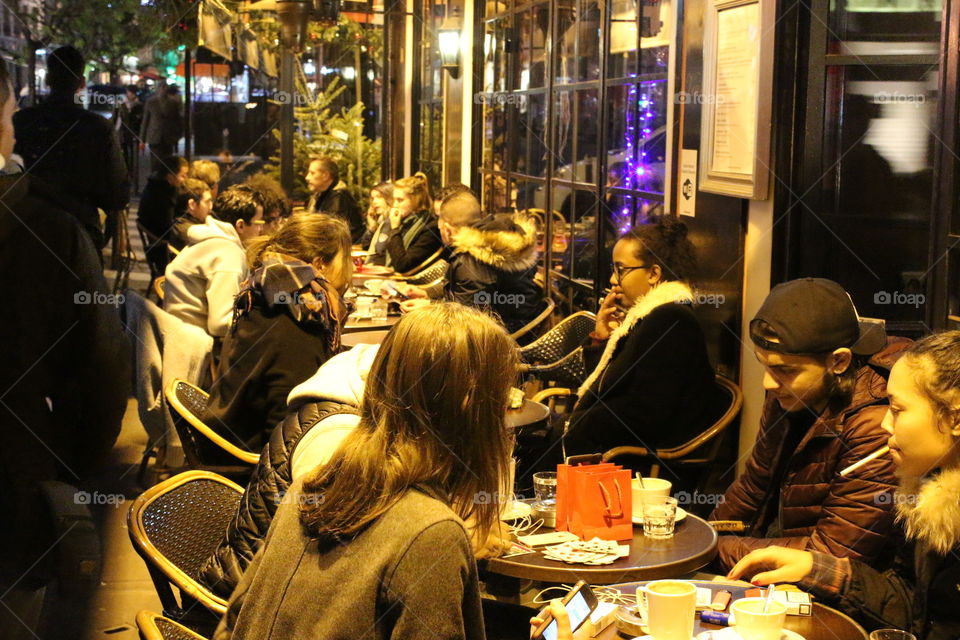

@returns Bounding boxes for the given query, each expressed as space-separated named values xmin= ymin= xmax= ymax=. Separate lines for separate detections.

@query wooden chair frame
xmin=127 ymin=471 xmax=243 ymax=618
xmin=510 ymin=298 xmax=556 ymax=342
xmin=152 ymin=276 xmax=166 ymax=302
xmin=165 ymin=379 xmax=261 ymax=466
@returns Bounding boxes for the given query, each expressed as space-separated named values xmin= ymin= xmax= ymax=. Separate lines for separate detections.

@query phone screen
xmin=541 ymin=590 xmax=592 ymax=640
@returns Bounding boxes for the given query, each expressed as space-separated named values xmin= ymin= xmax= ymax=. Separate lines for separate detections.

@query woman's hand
xmin=727 ymin=546 xmax=814 ymax=585
xmin=594 ymin=287 xmax=625 ymax=340
xmin=388 ymin=206 xmax=403 ymax=230
xmin=529 ymin=600 xmax=574 ymax=640
xmin=400 ymin=298 xmax=431 ymax=313
xmin=365 ymin=208 xmax=380 ymax=232
xmin=397 ymin=284 xmax=428 ymax=299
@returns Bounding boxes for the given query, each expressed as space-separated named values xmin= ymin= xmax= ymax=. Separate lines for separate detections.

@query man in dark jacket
xmin=137 ymin=156 xmax=188 ymax=277
xmin=140 ymin=83 xmax=184 ymax=172
xmin=305 ymin=156 xmax=364 ymax=242
xmin=13 ymin=46 xmax=129 ymax=249
xmin=0 ymin=172 xmax=130 ymax=585
xmin=710 ymin=278 xmax=904 ymax=571
xmin=400 ymin=192 xmax=545 ymax=334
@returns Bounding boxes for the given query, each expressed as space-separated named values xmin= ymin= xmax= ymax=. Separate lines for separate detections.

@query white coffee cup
xmin=631 ymin=477 xmax=672 ymax=517
xmin=731 ymin=597 xmax=787 ymax=640
xmin=641 ymin=579 xmax=696 ymax=640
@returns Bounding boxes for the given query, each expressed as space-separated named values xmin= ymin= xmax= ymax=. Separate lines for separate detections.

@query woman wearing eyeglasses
xmin=562 ymin=217 xmax=728 ymax=470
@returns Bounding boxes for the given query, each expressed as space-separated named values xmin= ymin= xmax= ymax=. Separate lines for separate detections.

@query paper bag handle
xmin=598 ymin=480 xmax=623 ymax=524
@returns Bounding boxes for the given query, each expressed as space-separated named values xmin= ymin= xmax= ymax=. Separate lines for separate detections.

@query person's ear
xmin=648 ymin=264 xmax=663 ymax=286
xmin=829 ymin=348 xmax=853 ymax=375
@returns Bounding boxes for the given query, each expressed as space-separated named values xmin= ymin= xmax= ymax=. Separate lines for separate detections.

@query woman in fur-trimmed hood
xmin=562 ymin=217 xmax=728 ymax=466
xmin=729 ymin=331 xmax=960 ymax=640
xmin=443 ymin=212 xmax=546 ymax=336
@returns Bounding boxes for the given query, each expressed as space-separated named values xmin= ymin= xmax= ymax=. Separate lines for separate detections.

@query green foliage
xmin=17 ymin=0 xmax=173 ymax=73
xmin=266 ymin=74 xmax=381 ymax=206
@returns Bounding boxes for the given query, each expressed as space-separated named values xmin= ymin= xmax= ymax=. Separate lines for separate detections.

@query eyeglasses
xmin=611 ymin=262 xmax=650 ymax=283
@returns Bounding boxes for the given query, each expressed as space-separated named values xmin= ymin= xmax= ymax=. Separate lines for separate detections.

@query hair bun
xmin=657 ymin=215 xmax=688 ymax=242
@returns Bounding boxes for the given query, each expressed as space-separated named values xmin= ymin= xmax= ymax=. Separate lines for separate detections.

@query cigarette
xmin=839 ymin=445 xmax=890 ymax=477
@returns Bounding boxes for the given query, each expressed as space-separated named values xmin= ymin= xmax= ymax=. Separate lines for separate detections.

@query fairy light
xmin=617 ymin=80 xmax=656 ymax=235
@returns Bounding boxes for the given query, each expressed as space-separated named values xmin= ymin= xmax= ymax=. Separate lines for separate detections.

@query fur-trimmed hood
xmin=451 ymin=215 xmax=539 ymax=273
xmin=897 ymin=468 xmax=960 ymax=555
xmin=577 ymin=280 xmax=695 ymax=397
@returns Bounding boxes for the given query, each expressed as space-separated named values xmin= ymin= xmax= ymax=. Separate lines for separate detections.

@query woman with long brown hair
xmin=383 ymin=171 xmax=443 ymax=273
xmin=215 ymin=303 xmax=537 ymax=640
xmin=202 ymin=212 xmax=352 ymax=452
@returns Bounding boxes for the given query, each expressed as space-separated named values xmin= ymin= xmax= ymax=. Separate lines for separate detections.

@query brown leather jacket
xmin=710 ymin=338 xmax=911 ymax=571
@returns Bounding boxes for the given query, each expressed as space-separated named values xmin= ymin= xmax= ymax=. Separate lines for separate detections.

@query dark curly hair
xmin=212 ymin=185 xmax=264 ymax=226
xmin=620 ymin=215 xmax=697 ymax=283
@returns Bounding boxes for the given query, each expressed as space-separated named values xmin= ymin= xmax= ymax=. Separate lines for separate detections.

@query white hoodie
xmin=286 ymin=343 xmax=379 ymax=479
xmin=163 ymin=217 xmax=248 ymax=337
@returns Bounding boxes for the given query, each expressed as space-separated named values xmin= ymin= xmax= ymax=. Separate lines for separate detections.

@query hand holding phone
xmin=530 ymin=581 xmax=598 ymax=640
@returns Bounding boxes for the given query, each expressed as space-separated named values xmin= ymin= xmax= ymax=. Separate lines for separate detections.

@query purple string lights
xmin=617 ymin=81 xmax=656 ymax=235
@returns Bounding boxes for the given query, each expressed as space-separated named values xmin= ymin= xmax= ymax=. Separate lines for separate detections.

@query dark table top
xmin=506 ymin=399 xmax=550 ymax=429
xmin=594 ymin=579 xmax=868 ymax=640
xmin=486 ymin=514 xmax=718 ymax=584
xmin=342 ymin=328 xmax=392 ymax=347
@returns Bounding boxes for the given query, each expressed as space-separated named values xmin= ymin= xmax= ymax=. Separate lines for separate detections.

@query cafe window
xmin=415 ymin=0 xmax=444 ymax=189
xmin=776 ymin=0 xmax=940 ymax=333
xmin=478 ymin=0 xmax=674 ymax=310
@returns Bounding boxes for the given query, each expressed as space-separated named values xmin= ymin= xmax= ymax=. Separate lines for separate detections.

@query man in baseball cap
xmin=710 ymin=278 xmax=907 ymax=571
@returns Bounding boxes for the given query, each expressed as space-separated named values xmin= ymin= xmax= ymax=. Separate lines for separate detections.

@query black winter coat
xmin=203 ymin=305 xmax=337 ymax=451
xmin=307 ymin=179 xmax=365 ymax=243
xmin=385 ymin=210 xmax=443 ymax=274
xmin=199 ymin=399 xmax=358 ymax=598
xmin=563 ymin=282 xmax=727 ymax=462
xmin=0 ymin=174 xmax=130 ymax=578
xmin=444 ymin=215 xmax=545 ymax=335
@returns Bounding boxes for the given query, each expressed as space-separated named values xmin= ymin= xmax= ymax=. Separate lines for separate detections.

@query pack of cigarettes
xmin=744 ymin=588 xmax=813 ymax=616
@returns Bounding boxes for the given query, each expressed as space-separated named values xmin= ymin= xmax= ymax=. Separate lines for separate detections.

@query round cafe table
xmin=486 ymin=514 xmax=717 ymax=585
xmin=593 ymin=579 xmax=868 ymax=640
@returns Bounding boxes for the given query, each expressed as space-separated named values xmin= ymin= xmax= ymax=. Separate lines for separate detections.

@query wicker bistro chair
xmin=520 ymin=311 xmax=597 ymax=366
xmin=397 ymin=246 xmax=445 ymax=277
xmin=397 ymin=258 xmax=448 ymax=287
xmin=602 ymin=375 xmax=744 ymax=479
xmin=136 ymin=610 xmax=209 ymax=640
xmin=128 ymin=471 xmax=243 ymax=627
xmin=524 ymin=347 xmax=588 ymax=390
xmin=152 ymin=276 xmax=166 ymax=302
xmin=165 ymin=380 xmax=260 ymax=477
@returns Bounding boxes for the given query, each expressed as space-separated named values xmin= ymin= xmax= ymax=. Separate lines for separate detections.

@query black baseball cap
xmin=750 ymin=278 xmax=887 ymax=356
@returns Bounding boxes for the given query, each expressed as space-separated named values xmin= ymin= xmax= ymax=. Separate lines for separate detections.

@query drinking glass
xmin=869 ymin=631 xmax=916 ymax=640
xmin=371 ymin=298 xmax=388 ymax=321
xmin=533 ymin=471 xmax=557 ymax=507
xmin=642 ymin=496 xmax=678 ymax=538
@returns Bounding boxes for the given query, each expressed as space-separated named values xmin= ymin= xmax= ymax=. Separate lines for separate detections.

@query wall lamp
xmin=438 ymin=4 xmax=462 ymax=78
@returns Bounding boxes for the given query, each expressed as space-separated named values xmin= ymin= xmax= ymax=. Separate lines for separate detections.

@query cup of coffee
xmin=641 ymin=579 xmax=696 ymax=640
xmin=631 ymin=477 xmax=672 ymax=517
xmin=731 ymin=597 xmax=788 ymax=640
xmin=869 ymin=631 xmax=916 ymax=640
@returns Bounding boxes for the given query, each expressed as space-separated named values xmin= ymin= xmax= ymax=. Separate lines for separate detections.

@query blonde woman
xmin=384 ymin=171 xmax=443 ymax=273
xmin=363 ymin=181 xmax=394 ymax=265
xmin=202 ymin=213 xmax=352 ymax=451
xmin=729 ymin=331 xmax=960 ymax=640
xmin=214 ymin=303 xmax=575 ymax=640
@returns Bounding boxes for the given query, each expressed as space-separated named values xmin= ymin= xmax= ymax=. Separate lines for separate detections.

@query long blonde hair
xmin=393 ymin=171 xmax=432 ymax=213
xmin=299 ymin=303 xmax=518 ymax=543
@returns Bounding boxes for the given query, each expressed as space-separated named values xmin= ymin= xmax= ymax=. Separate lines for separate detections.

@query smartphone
xmin=531 ymin=581 xmax=599 ymax=640
xmin=564 ymin=453 xmax=603 ymax=466
xmin=380 ymin=280 xmax=408 ymax=299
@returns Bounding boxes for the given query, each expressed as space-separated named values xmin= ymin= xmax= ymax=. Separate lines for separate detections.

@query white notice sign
xmin=679 ymin=149 xmax=698 ymax=217
xmin=712 ymin=2 xmax=760 ymax=175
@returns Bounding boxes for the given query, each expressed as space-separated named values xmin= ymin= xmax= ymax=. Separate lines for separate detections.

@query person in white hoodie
xmin=163 ymin=185 xmax=265 ymax=338
xmin=199 ymin=344 xmax=378 ymax=598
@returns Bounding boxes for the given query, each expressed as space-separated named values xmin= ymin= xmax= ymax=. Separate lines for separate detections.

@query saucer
xmin=359 ymin=265 xmax=394 ymax=276
xmin=695 ymin=627 xmax=805 ymax=640
xmin=632 ymin=506 xmax=687 ymax=525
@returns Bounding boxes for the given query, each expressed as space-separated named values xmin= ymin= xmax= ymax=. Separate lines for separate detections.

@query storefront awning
xmin=199 ymin=0 xmax=234 ymax=60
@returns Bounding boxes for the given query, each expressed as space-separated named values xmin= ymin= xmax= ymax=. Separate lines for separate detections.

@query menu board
xmin=698 ymin=0 xmax=772 ymax=199
xmin=711 ymin=3 xmax=759 ymax=175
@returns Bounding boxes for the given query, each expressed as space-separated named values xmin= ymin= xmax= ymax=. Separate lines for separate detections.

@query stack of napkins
xmin=541 ymin=537 xmax=630 ymax=565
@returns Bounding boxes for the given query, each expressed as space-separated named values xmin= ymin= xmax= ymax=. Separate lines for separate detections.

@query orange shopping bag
xmin=557 ymin=463 xmax=632 ymax=540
